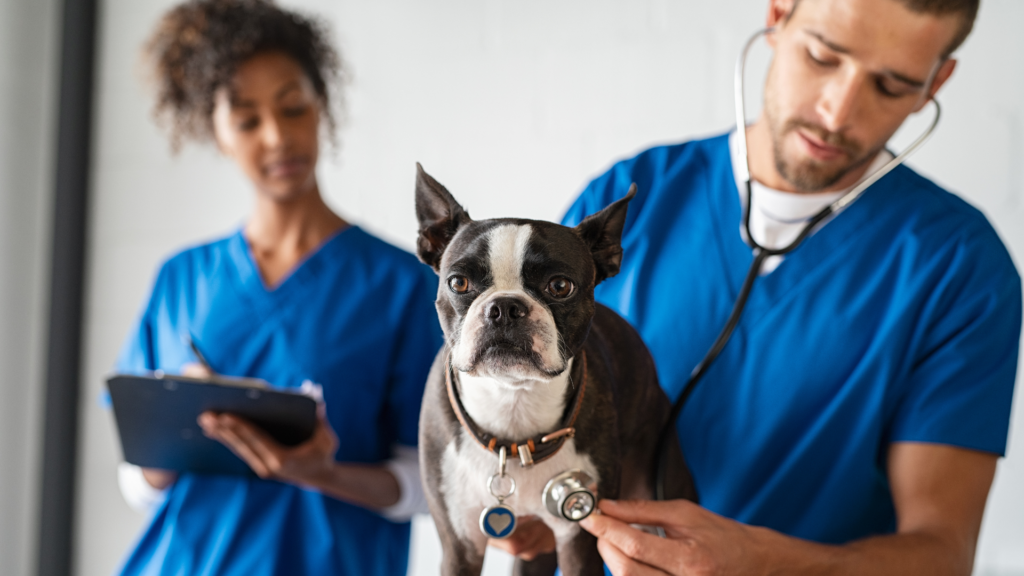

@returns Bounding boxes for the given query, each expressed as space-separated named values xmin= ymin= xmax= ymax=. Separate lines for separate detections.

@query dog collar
xmin=445 ymin=352 xmax=587 ymax=468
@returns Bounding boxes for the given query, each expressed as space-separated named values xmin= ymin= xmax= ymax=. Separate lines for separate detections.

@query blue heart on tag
xmin=482 ymin=507 xmax=515 ymax=538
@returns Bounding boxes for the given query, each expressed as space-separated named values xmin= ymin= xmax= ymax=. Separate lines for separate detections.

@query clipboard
xmin=107 ymin=373 xmax=318 ymax=476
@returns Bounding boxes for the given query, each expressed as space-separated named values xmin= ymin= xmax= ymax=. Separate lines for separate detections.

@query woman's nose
xmin=260 ymin=115 xmax=284 ymax=148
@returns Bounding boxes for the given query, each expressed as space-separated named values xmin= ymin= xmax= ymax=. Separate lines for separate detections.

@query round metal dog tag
xmin=479 ymin=504 xmax=517 ymax=539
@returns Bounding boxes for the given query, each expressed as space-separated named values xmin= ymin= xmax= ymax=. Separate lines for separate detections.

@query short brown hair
xmin=789 ymin=0 xmax=979 ymax=57
xmin=898 ymin=0 xmax=979 ymax=56
xmin=144 ymin=0 xmax=344 ymax=150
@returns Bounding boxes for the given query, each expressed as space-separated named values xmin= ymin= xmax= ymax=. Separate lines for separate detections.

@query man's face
xmin=763 ymin=0 xmax=960 ymax=192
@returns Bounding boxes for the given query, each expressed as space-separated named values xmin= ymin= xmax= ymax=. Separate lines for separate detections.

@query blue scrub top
xmin=115 ymin=226 xmax=443 ymax=576
xmin=563 ymin=133 xmax=1021 ymax=544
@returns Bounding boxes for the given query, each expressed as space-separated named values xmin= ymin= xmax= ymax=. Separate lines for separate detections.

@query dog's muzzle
xmin=542 ymin=469 xmax=598 ymax=521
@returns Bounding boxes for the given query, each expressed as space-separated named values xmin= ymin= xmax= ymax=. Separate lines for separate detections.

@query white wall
xmin=0 ymin=0 xmax=58 ymax=575
xmin=75 ymin=1 xmax=1024 ymax=575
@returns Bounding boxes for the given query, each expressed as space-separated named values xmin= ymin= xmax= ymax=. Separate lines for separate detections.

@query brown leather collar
xmin=445 ymin=352 xmax=587 ymax=467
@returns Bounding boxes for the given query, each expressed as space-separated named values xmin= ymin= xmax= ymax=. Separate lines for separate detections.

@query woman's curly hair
xmin=144 ymin=0 xmax=344 ymax=150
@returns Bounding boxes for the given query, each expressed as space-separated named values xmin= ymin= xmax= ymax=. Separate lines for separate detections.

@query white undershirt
xmin=728 ymin=131 xmax=893 ymax=274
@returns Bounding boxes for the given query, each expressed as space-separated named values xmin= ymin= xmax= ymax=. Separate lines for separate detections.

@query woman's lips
xmin=796 ymin=130 xmax=846 ymax=162
xmin=265 ymin=156 xmax=311 ymax=179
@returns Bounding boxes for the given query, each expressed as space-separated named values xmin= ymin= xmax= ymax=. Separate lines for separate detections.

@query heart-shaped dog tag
xmin=479 ymin=504 xmax=516 ymax=539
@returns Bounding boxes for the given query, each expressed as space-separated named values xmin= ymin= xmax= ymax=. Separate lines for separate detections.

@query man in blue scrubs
xmin=563 ymin=0 xmax=1020 ymax=574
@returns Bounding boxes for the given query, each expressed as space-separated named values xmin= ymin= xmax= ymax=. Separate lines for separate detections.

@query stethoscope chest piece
xmin=543 ymin=469 xmax=598 ymax=521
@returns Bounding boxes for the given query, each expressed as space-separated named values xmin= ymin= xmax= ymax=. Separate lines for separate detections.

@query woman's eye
xmin=237 ymin=117 xmax=259 ymax=131
xmin=448 ymin=276 xmax=471 ymax=294
xmin=282 ymin=105 xmax=308 ymax=118
xmin=546 ymin=277 xmax=575 ymax=299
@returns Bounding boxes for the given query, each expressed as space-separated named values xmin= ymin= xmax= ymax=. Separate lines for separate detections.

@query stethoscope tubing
xmin=653 ymin=27 xmax=942 ymax=502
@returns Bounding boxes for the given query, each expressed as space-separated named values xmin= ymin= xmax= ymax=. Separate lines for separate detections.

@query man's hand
xmin=488 ymin=515 xmax=557 ymax=560
xmin=580 ymin=444 xmax=996 ymax=576
xmin=580 ymin=499 xmax=768 ymax=576
xmin=198 ymin=406 xmax=339 ymax=486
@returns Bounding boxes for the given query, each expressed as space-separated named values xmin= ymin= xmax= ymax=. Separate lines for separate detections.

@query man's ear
xmin=915 ymin=58 xmax=957 ymax=112
xmin=415 ymin=163 xmax=471 ymax=271
xmin=573 ymin=184 xmax=637 ymax=285
xmin=765 ymin=0 xmax=797 ymax=47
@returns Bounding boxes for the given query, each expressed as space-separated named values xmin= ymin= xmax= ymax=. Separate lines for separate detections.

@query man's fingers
xmin=597 ymin=538 xmax=671 ymax=576
xmin=580 ymin=510 xmax=682 ymax=572
xmin=598 ymin=498 xmax=696 ymax=529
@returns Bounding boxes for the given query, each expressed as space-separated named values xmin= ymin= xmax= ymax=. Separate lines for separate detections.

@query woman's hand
xmin=181 ymin=362 xmax=213 ymax=379
xmin=198 ymin=406 xmax=339 ymax=487
xmin=141 ymin=468 xmax=178 ymax=489
xmin=199 ymin=407 xmax=403 ymax=509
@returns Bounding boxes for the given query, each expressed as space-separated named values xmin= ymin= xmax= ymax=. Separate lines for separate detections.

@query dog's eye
xmin=546 ymin=277 xmax=574 ymax=298
xmin=448 ymin=275 xmax=471 ymax=294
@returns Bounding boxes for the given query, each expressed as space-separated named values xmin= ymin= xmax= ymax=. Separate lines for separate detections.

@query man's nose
xmin=816 ymin=70 xmax=861 ymax=133
xmin=485 ymin=296 xmax=528 ymax=325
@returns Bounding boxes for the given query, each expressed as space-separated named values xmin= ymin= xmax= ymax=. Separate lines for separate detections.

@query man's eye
xmin=875 ymin=79 xmax=899 ymax=98
xmin=875 ymin=78 xmax=914 ymax=99
xmin=806 ymin=48 xmax=836 ymax=68
xmin=545 ymin=277 xmax=575 ymax=299
xmin=448 ymin=275 xmax=471 ymax=294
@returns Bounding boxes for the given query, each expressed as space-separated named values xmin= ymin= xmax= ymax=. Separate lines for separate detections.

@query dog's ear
xmin=415 ymin=163 xmax=472 ymax=271
xmin=573 ymin=184 xmax=637 ymax=284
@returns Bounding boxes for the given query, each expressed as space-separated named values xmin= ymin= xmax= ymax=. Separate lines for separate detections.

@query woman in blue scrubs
xmin=113 ymin=1 xmax=442 ymax=574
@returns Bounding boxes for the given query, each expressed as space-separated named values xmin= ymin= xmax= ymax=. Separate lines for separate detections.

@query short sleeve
xmin=115 ymin=306 xmax=157 ymax=375
xmin=114 ymin=259 xmax=179 ymax=375
xmin=103 ymin=265 xmax=168 ymax=408
xmin=383 ymin=264 xmax=445 ymax=447
xmin=891 ymin=231 xmax=1022 ymax=455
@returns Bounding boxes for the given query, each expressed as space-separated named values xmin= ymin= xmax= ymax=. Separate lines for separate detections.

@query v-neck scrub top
xmin=562 ymin=133 xmax=1021 ymax=544
xmin=114 ymin=226 xmax=443 ymax=576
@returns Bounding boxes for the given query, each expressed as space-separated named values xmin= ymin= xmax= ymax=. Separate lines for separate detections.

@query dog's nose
xmin=485 ymin=296 xmax=528 ymax=325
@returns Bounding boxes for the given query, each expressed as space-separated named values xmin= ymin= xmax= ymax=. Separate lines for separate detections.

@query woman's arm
xmin=118 ymin=463 xmax=175 ymax=513
xmin=198 ymin=409 xmax=415 ymax=513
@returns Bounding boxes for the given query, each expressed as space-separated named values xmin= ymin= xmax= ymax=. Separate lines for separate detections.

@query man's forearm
xmin=756 ymin=526 xmax=973 ymax=576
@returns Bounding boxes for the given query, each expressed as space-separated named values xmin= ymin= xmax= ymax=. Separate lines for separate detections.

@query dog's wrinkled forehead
xmin=440 ymin=219 xmax=594 ymax=290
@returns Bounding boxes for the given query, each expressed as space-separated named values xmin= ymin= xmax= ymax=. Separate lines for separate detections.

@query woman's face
xmin=212 ymin=51 xmax=321 ymax=202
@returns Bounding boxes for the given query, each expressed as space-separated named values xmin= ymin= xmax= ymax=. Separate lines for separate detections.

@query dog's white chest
xmin=441 ymin=430 xmax=598 ymax=543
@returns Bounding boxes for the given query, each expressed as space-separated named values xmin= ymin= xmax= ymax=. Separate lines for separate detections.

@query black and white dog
xmin=414 ymin=165 xmax=695 ymax=576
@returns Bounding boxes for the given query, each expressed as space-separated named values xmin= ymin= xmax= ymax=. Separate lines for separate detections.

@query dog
xmin=414 ymin=164 xmax=696 ymax=575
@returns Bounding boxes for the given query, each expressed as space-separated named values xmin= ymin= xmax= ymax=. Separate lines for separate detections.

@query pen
xmin=186 ymin=334 xmax=215 ymax=375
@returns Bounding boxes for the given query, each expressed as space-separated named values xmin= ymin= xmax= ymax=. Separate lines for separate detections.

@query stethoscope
xmin=653 ymin=27 xmax=943 ymax=500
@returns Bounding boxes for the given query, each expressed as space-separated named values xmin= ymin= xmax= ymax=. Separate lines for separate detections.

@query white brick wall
xmin=74 ymin=1 xmax=1024 ymax=575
